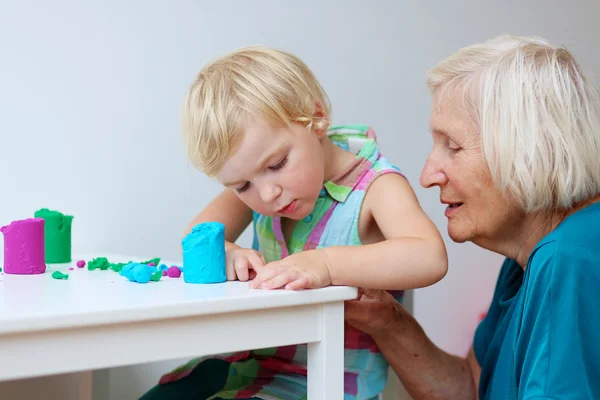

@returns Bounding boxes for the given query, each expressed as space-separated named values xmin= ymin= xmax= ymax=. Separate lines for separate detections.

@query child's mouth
xmin=277 ymin=200 xmax=297 ymax=214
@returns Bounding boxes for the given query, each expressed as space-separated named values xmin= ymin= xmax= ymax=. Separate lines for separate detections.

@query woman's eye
xmin=269 ymin=156 xmax=288 ymax=171
xmin=236 ymin=182 xmax=250 ymax=193
xmin=448 ymin=140 xmax=461 ymax=151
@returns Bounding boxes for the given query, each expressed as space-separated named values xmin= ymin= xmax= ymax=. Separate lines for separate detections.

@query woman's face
xmin=419 ymin=88 xmax=523 ymax=247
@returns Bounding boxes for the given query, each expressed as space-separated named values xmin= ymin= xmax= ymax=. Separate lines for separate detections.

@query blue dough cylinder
xmin=182 ymin=222 xmax=226 ymax=284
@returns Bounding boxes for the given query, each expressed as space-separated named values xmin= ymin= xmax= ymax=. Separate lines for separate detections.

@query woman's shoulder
xmin=514 ymin=203 xmax=600 ymax=399
xmin=526 ymin=202 xmax=600 ymax=290
xmin=535 ymin=202 xmax=600 ymax=258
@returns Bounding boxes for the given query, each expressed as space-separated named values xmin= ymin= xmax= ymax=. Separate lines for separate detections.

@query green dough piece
xmin=141 ymin=257 xmax=161 ymax=266
xmin=150 ymin=271 xmax=162 ymax=282
xmin=88 ymin=257 xmax=111 ymax=271
xmin=51 ymin=271 xmax=69 ymax=280
xmin=87 ymin=256 xmax=161 ymax=273
xmin=109 ymin=262 xmax=127 ymax=273
xmin=0 ymin=267 xmax=2 ymax=272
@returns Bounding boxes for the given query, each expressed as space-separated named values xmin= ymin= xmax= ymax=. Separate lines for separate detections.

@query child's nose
xmin=259 ymin=183 xmax=282 ymax=203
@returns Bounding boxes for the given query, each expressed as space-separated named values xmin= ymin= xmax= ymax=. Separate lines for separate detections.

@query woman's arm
xmin=345 ymin=289 xmax=480 ymax=400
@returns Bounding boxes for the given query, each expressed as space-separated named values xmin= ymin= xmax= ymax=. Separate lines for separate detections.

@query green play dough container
xmin=33 ymin=208 xmax=73 ymax=263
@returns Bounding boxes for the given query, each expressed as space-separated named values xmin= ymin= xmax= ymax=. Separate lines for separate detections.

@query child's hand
xmin=249 ymin=250 xmax=332 ymax=290
xmin=226 ymin=248 xmax=266 ymax=282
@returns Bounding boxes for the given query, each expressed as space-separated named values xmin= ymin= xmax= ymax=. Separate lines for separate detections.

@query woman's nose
xmin=420 ymin=157 xmax=448 ymax=188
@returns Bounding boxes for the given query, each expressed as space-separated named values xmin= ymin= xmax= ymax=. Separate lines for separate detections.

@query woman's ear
xmin=312 ymin=101 xmax=329 ymax=138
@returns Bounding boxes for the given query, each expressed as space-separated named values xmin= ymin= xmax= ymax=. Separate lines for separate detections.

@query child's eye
xmin=269 ymin=156 xmax=288 ymax=171
xmin=236 ymin=182 xmax=250 ymax=193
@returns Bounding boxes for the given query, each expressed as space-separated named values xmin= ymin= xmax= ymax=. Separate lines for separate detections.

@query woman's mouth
xmin=445 ymin=202 xmax=463 ymax=216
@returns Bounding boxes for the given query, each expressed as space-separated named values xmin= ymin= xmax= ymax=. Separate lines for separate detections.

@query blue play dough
xmin=182 ymin=222 xmax=226 ymax=284
xmin=120 ymin=262 xmax=156 ymax=283
xmin=158 ymin=264 xmax=168 ymax=272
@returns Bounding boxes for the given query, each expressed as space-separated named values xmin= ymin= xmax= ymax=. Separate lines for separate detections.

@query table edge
xmin=0 ymin=286 xmax=358 ymax=335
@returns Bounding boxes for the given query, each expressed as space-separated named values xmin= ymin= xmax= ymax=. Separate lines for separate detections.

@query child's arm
xmin=185 ymin=189 xmax=253 ymax=251
xmin=325 ymin=173 xmax=448 ymax=289
xmin=251 ymin=174 xmax=447 ymax=290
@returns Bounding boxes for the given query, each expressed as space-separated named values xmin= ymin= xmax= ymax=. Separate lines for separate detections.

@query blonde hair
xmin=427 ymin=35 xmax=600 ymax=212
xmin=182 ymin=45 xmax=331 ymax=176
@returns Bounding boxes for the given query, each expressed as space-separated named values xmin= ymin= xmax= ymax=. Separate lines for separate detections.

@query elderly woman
xmin=346 ymin=35 xmax=600 ymax=399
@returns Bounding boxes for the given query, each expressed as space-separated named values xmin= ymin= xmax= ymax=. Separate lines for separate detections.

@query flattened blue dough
xmin=120 ymin=262 xmax=156 ymax=283
xmin=182 ymin=222 xmax=226 ymax=284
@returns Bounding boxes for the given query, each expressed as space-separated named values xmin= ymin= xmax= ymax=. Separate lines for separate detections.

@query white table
xmin=0 ymin=254 xmax=357 ymax=399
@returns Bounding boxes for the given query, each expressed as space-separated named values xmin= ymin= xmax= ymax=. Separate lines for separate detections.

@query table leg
xmin=76 ymin=371 xmax=93 ymax=400
xmin=307 ymin=301 xmax=344 ymax=399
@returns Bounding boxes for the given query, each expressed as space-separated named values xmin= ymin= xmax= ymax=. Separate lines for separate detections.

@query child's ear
xmin=312 ymin=102 xmax=329 ymax=138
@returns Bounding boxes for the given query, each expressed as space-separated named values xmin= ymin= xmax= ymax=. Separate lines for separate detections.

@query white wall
xmin=1 ymin=1 xmax=599 ymax=399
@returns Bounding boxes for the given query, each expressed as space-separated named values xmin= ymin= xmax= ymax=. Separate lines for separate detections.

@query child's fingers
xmin=284 ymin=277 xmax=310 ymax=291
xmin=233 ymin=257 xmax=249 ymax=281
xmin=260 ymin=271 xmax=296 ymax=290
xmin=250 ymin=264 xmax=279 ymax=288
xmin=250 ymin=272 xmax=270 ymax=289
xmin=226 ymin=259 xmax=238 ymax=281
xmin=248 ymin=253 xmax=266 ymax=271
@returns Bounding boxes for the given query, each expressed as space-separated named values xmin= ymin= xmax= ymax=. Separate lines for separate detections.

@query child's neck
xmin=321 ymin=137 xmax=357 ymax=183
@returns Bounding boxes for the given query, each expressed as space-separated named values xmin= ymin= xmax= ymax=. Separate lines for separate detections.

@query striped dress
xmin=159 ymin=125 xmax=405 ymax=400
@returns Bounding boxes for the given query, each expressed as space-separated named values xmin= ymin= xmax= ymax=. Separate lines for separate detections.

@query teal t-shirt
xmin=473 ymin=202 xmax=600 ymax=400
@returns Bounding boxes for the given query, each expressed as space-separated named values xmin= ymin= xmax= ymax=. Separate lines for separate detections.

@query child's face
xmin=217 ymin=118 xmax=325 ymax=220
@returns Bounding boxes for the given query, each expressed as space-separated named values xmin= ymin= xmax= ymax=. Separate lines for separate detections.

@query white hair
xmin=427 ymin=35 xmax=600 ymax=212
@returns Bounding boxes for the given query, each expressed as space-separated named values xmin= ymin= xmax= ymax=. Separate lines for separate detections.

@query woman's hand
xmin=346 ymin=288 xmax=480 ymax=400
xmin=344 ymin=288 xmax=405 ymax=339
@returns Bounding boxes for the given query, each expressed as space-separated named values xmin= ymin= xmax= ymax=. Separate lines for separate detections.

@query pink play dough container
xmin=1 ymin=218 xmax=47 ymax=274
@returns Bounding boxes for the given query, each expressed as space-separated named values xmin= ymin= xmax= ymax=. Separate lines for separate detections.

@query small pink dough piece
xmin=69 ymin=267 xmax=74 ymax=271
xmin=76 ymin=260 xmax=86 ymax=268
xmin=167 ymin=266 xmax=181 ymax=278
xmin=148 ymin=262 xmax=155 ymax=266
xmin=162 ymin=270 xmax=168 ymax=276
